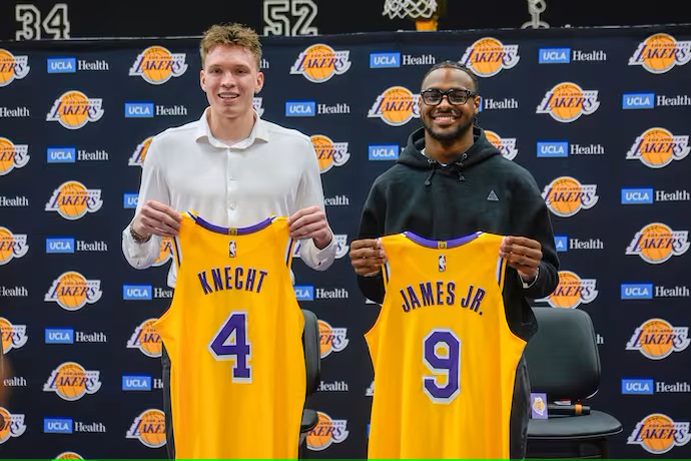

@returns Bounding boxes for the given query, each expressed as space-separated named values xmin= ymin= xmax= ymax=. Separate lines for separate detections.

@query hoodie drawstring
xmin=454 ymin=153 xmax=468 ymax=182
xmin=424 ymin=159 xmax=436 ymax=186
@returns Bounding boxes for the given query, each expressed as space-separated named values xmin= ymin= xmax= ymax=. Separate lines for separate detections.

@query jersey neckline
xmin=402 ymin=230 xmax=483 ymax=249
xmin=186 ymin=211 xmax=276 ymax=235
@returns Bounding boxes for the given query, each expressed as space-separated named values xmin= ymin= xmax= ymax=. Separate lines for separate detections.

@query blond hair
xmin=200 ymin=23 xmax=262 ymax=68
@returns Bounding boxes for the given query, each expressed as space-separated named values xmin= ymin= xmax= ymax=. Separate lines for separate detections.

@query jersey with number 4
xmin=365 ymin=231 xmax=526 ymax=459
xmin=154 ymin=212 xmax=305 ymax=459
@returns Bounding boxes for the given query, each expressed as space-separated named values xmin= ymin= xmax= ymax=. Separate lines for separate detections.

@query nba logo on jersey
xmin=228 ymin=240 xmax=236 ymax=258
xmin=438 ymin=254 xmax=446 ymax=272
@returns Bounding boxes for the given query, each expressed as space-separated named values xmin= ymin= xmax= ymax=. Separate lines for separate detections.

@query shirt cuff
xmin=311 ymin=234 xmax=336 ymax=268
xmin=519 ymin=267 xmax=540 ymax=289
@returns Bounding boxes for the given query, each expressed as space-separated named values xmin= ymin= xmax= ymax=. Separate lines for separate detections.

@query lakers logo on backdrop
xmin=0 ymin=137 xmax=29 ymax=176
xmin=626 ymin=127 xmax=690 ymax=168
xmin=306 ymin=411 xmax=349 ymax=451
xmin=628 ymin=413 xmax=691 ymax=454
xmin=311 ymin=135 xmax=350 ymax=173
xmin=126 ymin=409 xmax=166 ymax=448
xmin=0 ymin=49 xmax=30 ymax=87
xmin=368 ymin=86 xmax=420 ymax=126
xmin=46 ymin=90 xmax=103 ymax=129
xmin=45 ymin=181 xmax=103 ymax=220
xmin=460 ymin=37 xmax=520 ymax=77
xmin=253 ymin=97 xmax=265 ymax=117
xmin=538 ymin=270 xmax=598 ymax=309
xmin=44 ymin=271 xmax=103 ymax=311
xmin=484 ymin=130 xmax=518 ymax=160
xmin=626 ymin=223 xmax=689 ymax=264
xmin=129 ymin=46 xmax=188 ymax=84
xmin=43 ymin=362 xmax=102 ymax=401
xmin=0 ymin=317 xmax=28 ymax=354
xmin=290 ymin=44 xmax=351 ymax=83
xmin=629 ymin=33 xmax=691 ymax=74
xmin=293 ymin=234 xmax=349 ymax=259
xmin=0 ymin=227 xmax=28 ymax=265
xmin=0 ymin=408 xmax=26 ymax=444
xmin=536 ymin=82 xmax=600 ymax=122
xmin=54 ymin=452 xmax=84 ymax=459
xmin=127 ymin=319 xmax=162 ymax=358
xmin=318 ymin=320 xmax=349 ymax=358
xmin=626 ymin=319 xmax=690 ymax=360
xmin=129 ymin=137 xmax=153 ymax=167
xmin=542 ymin=176 xmax=598 ymax=217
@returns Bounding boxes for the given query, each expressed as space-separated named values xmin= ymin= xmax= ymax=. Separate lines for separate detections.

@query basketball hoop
xmin=382 ymin=0 xmax=440 ymax=31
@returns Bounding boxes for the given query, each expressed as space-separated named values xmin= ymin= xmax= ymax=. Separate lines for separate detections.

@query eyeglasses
xmin=420 ymin=88 xmax=477 ymax=106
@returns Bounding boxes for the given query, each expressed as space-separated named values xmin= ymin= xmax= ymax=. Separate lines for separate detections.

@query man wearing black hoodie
xmin=350 ymin=61 xmax=559 ymax=458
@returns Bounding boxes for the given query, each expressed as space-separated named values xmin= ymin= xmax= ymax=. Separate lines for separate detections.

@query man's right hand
xmin=349 ymin=238 xmax=387 ymax=276
xmin=131 ymin=200 xmax=181 ymax=238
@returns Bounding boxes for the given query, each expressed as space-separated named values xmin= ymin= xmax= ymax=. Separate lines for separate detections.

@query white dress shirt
xmin=122 ymin=109 xmax=336 ymax=287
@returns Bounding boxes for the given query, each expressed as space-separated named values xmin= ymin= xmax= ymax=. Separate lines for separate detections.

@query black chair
xmin=299 ymin=309 xmax=321 ymax=457
xmin=524 ymin=307 xmax=622 ymax=459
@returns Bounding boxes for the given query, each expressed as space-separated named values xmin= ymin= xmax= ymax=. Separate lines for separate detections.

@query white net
xmin=382 ymin=0 xmax=438 ymax=19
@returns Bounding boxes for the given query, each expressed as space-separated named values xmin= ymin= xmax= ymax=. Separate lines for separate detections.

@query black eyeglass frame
xmin=420 ymin=88 xmax=478 ymax=106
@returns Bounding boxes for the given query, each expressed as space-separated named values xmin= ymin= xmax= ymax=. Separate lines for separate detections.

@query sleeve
xmin=512 ymin=174 xmax=560 ymax=300
xmin=121 ymin=137 xmax=168 ymax=270
xmin=355 ymin=180 xmax=387 ymax=304
xmin=295 ymin=137 xmax=336 ymax=271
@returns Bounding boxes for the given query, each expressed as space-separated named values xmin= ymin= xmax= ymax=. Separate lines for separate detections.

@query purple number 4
xmin=208 ymin=311 xmax=252 ymax=382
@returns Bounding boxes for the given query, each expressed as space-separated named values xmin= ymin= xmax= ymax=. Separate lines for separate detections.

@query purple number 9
xmin=208 ymin=311 xmax=252 ymax=382
xmin=422 ymin=329 xmax=461 ymax=403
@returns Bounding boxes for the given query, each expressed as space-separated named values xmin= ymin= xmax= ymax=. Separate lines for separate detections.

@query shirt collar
xmin=195 ymin=107 xmax=270 ymax=148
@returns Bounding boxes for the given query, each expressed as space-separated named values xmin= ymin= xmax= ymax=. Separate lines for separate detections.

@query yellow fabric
xmin=366 ymin=232 xmax=525 ymax=459
xmin=155 ymin=213 xmax=305 ymax=459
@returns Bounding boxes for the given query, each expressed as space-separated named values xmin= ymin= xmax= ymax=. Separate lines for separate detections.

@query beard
xmin=421 ymin=112 xmax=474 ymax=146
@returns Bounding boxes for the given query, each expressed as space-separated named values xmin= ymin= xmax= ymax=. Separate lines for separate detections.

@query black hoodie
xmin=356 ymin=125 xmax=559 ymax=340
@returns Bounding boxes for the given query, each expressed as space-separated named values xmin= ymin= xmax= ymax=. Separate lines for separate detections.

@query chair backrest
xmin=301 ymin=309 xmax=321 ymax=396
xmin=524 ymin=307 xmax=601 ymax=401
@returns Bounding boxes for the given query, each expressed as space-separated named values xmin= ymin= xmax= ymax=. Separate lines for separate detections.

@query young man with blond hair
xmin=122 ymin=23 xmax=336 ymax=458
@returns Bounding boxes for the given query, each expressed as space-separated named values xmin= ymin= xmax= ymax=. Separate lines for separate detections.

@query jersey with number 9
xmin=365 ymin=231 xmax=525 ymax=459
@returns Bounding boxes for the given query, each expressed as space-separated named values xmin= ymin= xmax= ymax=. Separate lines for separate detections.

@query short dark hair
xmin=421 ymin=60 xmax=479 ymax=93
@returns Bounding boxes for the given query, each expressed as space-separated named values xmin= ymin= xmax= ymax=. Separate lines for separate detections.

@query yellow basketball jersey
xmin=366 ymin=231 xmax=526 ymax=459
xmin=154 ymin=213 xmax=306 ymax=459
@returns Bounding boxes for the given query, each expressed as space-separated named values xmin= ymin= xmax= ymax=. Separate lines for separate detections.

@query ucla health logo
xmin=0 ymin=317 xmax=28 ymax=354
xmin=291 ymin=44 xmax=351 ymax=83
xmin=126 ymin=409 xmax=166 ymax=448
xmin=306 ymin=411 xmax=349 ymax=451
xmin=626 ymin=223 xmax=689 ymax=264
xmin=539 ymin=47 xmax=571 ymax=64
xmin=122 ymin=375 xmax=152 ymax=391
xmin=626 ymin=319 xmax=690 ymax=360
xmin=125 ymin=101 xmax=154 ymax=118
xmin=622 ymin=92 xmax=655 ymax=109
xmin=626 ymin=127 xmax=689 ymax=168
xmin=0 ymin=407 xmax=26 ymax=443
xmin=542 ymin=176 xmax=598 ymax=217
xmin=47 ymin=57 xmax=76 ymax=73
xmin=629 ymin=33 xmax=691 ymax=74
xmin=45 ymin=181 xmax=103 ymax=220
xmin=294 ymin=285 xmax=314 ymax=301
xmin=628 ymin=413 xmax=690 ymax=454
xmin=123 ymin=284 xmax=153 ymax=300
xmin=129 ymin=137 xmax=153 ymax=167
xmin=127 ymin=319 xmax=162 ymax=358
xmin=0 ymin=137 xmax=29 ymax=175
xmin=621 ymin=283 xmax=654 ymax=299
xmin=0 ymin=227 xmax=28 ymax=265
xmin=370 ymin=52 xmax=400 ymax=68
xmin=285 ymin=100 xmax=315 ymax=117
xmin=485 ymin=130 xmax=518 ymax=160
xmin=46 ymin=90 xmax=104 ymax=129
xmin=0 ymin=49 xmax=30 ymax=87
xmin=318 ymin=320 xmax=349 ymax=358
xmin=43 ymin=361 xmax=102 ymax=401
xmin=538 ymin=270 xmax=598 ymax=309
xmin=311 ymin=135 xmax=350 ymax=173
xmin=368 ymin=144 xmax=399 ymax=161
xmin=368 ymin=86 xmax=420 ymax=126
xmin=45 ymin=271 xmax=103 ymax=311
xmin=460 ymin=37 xmax=519 ymax=77
xmin=129 ymin=46 xmax=188 ymax=84
xmin=537 ymin=82 xmax=600 ymax=122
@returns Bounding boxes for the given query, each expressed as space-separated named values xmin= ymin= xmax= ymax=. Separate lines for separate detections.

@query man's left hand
xmin=288 ymin=206 xmax=333 ymax=249
xmin=499 ymin=236 xmax=542 ymax=282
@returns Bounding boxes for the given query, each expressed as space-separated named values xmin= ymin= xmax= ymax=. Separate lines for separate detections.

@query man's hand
xmin=349 ymin=239 xmax=387 ymax=276
xmin=288 ymin=206 xmax=332 ymax=249
xmin=131 ymin=200 xmax=181 ymax=238
xmin=499 ymin=236 xmax=542 ymax=282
